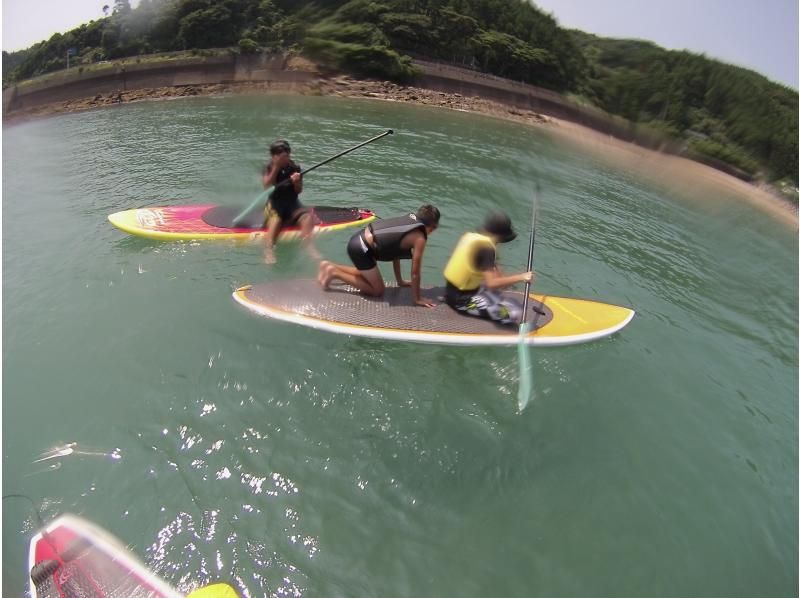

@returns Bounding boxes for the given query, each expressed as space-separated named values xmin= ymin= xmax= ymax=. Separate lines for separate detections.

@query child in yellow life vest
xmin=443 ymin=212 xmax=534 ymax=325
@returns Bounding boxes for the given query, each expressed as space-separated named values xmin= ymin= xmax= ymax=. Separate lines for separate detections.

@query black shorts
xmin=347 ymin=231 xmax=378 ymax=271
xmin=268 ymin=199 xmax=307 ymax=224
xmin=445 ymin=282 xmax=476 ymax=308
xmin=445 ymin=283 xmax=522 ymax=325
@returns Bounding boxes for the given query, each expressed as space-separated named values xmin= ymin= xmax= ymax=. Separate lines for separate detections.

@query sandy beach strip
xmin=543 ymin=118 xmax=798 ymax=229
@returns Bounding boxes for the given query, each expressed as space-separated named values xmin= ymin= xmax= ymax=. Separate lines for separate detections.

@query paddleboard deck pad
xmin=108 ymin=204 xmax=376 ymax=241
xmin=233 ymin=279 xmax=634 ymax=346
xmin=29 ymin=515 xmax=180 ymax=598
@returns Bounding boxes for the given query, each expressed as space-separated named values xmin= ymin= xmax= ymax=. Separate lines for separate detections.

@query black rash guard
xmin=264 ymin=160 xmax=302 ymax=221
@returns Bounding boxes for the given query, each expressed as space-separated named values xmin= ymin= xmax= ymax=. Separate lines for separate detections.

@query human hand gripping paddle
xmin=232 ymin=129 xmax=394 ymax=226
xmin=517 ymin=184 xmax=540 ymax=412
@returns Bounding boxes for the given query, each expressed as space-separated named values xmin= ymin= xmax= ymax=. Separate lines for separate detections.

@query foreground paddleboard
xmin=108 ymin=204 xmax=376 ymax=241
xmin=233 ymin=279 xmax=634 ymax=346
xmin=29 ymin=514 xmax=238 ymax=597
xmin=29 ymin=514 xmax=180 ymax=597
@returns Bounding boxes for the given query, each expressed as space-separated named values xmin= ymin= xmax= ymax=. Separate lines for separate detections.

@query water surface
xmin=3 ymin=96 xmax=797 ymax=597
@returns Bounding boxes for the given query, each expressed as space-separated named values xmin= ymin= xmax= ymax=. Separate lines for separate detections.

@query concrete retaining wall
xmin=3 ymin=53 xmax=314 ymax=114
xmin=414 ymin=60 xmax=674 ymax=152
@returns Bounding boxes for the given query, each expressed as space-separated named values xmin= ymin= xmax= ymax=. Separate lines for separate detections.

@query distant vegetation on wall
xmin=3 ymin=0 xmax=796 ymax=184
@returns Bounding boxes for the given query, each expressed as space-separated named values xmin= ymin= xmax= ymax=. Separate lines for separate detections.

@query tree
xmin=178 ymin=4 xmax=238 ymax=48
xmin=432 ymin=7 xmax=479 ymax=61
xmin=239 ymin=37 xmax=259 ymax=53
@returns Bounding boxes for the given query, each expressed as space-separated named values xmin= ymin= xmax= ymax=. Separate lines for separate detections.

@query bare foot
xmin=320 ymin=263 xmax=336 ymax=290
xmin=264 ymin=248 xmax=276 ymax=265
xmin=317 ymin=261 xmax=331 ymax=286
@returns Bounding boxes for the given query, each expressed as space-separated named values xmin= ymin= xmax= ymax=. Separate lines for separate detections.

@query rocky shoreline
xmin=3 ymin=74 xmax=796 ymax=225
xmin=2 ymin=75 xmax=552 ymax=128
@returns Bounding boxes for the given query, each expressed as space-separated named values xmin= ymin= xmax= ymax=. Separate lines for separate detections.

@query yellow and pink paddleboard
xmin=108 ymin=204 xmax=377 ymax=242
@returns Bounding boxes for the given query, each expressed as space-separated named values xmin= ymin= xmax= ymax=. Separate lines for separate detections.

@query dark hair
xmin=481 ymin=211 xmax=517 ymax=243
xmin=269 ymin=139 xmax=291 ymax=155
xmin=416 ymin=204 xmax=440 ymax=227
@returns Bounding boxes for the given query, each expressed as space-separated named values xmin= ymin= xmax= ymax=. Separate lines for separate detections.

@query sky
xmin=533 ymin=0 xmax=799 ymax=88
xmin=2 ymin=0 xmax=115 ymax=52
xmin=2 ymin=0 xmax=798 ymax=88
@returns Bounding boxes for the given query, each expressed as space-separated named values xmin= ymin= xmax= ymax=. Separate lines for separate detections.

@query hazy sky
xmin=2 ymin=0 xmax=798 ymax=88
xmin=2 ymin=0 xmax=112 ymax=52
xmin=533 ymin=0 xmax=798 ymax=88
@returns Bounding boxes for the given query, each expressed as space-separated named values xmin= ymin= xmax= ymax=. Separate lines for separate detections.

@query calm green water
xmin=3 ymin=96 xmax=797 ymax=597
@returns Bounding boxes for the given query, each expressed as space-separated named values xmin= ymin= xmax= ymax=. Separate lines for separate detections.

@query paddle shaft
xmin=298 ymin=129 xmax=393 ymax=177
xmin=519 ymin=185 xmax=539 ymax=327
xmin=232 ymin=129 xmax=394 ymax=226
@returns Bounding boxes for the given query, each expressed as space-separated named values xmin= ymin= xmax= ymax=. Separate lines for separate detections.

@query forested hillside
xmin=571 ymin=31 xmax=798 ymax=186
xmin=3 ymin=0 xmax=796 ymax=184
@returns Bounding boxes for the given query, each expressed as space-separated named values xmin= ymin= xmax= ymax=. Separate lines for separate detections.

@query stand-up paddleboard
xmin=29 ymin=514 xmax=238 ymax=598
xmin=108 ymin=204 xmax=377 ymax=241
xmin=233 ymin=279 xmax=634 ymax=346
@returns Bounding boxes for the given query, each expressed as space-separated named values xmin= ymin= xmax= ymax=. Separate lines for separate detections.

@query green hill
xmin=570 ymin=31 xmax=798 ymax=186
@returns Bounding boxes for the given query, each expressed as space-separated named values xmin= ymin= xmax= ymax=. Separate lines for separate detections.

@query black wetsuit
xmin=264 ymin=161 xmax=304 ymax=223
xmin=346 ymin=215 xmax=427 ymax=271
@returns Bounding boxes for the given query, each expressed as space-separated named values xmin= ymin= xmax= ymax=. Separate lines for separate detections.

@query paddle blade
xmin=232 ymin=187 xmax=272 ymax=226
xmin=517 ymin=322 xmax=534 ymax=411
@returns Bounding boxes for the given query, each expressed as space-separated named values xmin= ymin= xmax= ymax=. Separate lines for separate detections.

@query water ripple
xmin=3 ymin=95 xmax=796 ymax=597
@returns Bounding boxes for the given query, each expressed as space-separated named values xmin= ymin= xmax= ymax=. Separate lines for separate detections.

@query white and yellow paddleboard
xmin=233 ymin=280 xmax=634 ymax=346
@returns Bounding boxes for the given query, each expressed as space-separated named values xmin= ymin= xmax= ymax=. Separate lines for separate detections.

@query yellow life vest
xmin=443 ymin=232 xmax=496 ymax=291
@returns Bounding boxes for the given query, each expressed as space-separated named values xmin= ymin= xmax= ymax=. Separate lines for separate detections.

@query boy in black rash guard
xmin=262 ymin=139 xmax=318 ymax=264
xmin=318 ymin=205 xmax=441 ymax=307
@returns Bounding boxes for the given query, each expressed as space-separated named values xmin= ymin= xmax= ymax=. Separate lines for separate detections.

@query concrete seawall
xmin=414 ymin=60 xmax=672 ymax=151
xmin=3 ymin=53 xmax=314 ymax=114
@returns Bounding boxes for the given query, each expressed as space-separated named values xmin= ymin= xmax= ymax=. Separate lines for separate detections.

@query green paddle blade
xmin=517 ymin=321 xmax=533 ymax=411
xmin=232 ymin=187 xmax=272 ymax=226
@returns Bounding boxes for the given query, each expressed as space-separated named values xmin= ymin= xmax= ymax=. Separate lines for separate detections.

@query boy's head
xmin=269 ymin=139 xmax=291 ymax=155
xmin=482 ymin=212 xmax=517 ymax=243
xmin=416 ymin=205 xmax=441 ymax=233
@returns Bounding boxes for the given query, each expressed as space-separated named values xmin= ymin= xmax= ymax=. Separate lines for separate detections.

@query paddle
xmin=232 ymin=129 xmax=394 ymax=226
xmin=517 ymin=184 xmax=539 ymax=412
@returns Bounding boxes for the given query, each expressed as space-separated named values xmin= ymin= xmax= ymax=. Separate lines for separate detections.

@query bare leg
xmin=264 ymin=213 xmax=281 ymax=264
xmin=318 ymin=260 xmax=361 ymax=286
xmin=297 ymin=212 xmax=320 ymax=260
xmin=330 ymin=263 xmax=360 ymax=276
xmin=318 ymin=260 xmax=331 ymax=285
xmin=320 ymin=263 xmax=384 ymax=296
